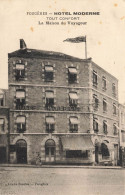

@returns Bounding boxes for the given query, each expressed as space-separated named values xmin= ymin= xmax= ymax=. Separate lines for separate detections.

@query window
xmin=103 ymin=121 xmax=108 ymax=134
xmin=68 ymin=67 xmax=77 ymax=83
xmin=16 ymin=89 xmax=25 ymax=109
xmin=102 ymin=76 xmax=106 ymax=90
xmin=113 ymin=124 xmax=118 ymax=135
xmin=103 ymin=99 xmax=107 ymax=112
xmin=112 ymin=83 xmax=116 ymax=97
xmin=93 ymin=118 xmax=98 ymax=133
xmin=101 ymin=143 xmax=110 ymax=159
xmin=69 ymin=117 xmax=78 ymax=132
xmin=0 ymin=119 xmax=4 ymax=131
xmin=69 ymin=92 xmax=78 ymax=107
xmin=15 ymin=64 xmax=25 ymax=80
xmin=122 ymin=131 xmax=125 ymax=142
xmin=44 ymin=65 xmax=54 ymax=82
xmin=93 ymin=70 xmax=98 ymax=87
xmin=93 ymin=94 xmax=99 ymax=110
xmin=16 ymin=116 xmax=26 ymax=133
xmin=0 ymin=94 xmax=4 ymax=106
xmin=113 ymin=103 xmax=117 ymax=115
xmin=46 ymin=116 xmax=55 ymax=133
xmin=45 ymin=91 xmax=54 ymax=107
xmin=66 ymin=150 xmax=88 ymax=159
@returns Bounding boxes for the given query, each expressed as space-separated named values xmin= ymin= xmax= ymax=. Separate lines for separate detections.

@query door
xmin=95 ymin=145 xmax=99 ymax=163
xmin=16 ymin=140 xmax=27 ymax=164
xmin=45 ymin=139 xmax=55 ymax=162
xmin=0 ymin=147 xmax=6 ymax=163
xmin=114 ymin=144 xmax=118 ymax=166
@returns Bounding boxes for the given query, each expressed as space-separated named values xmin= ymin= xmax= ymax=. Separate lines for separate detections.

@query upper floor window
xmin=44 ymin=65 xmax=54 ymax=82
xmin=16 ymin=116 xmax=26 ymax=133
xmin=68 ymin=67 xmax=77 ymax=83
xmin=69 ymin=117 xmax=78 ymax=133
xmin=113 ymin=124 xmax=118 ymax=135
xmin=45 ymin=91 xmax=54 ymax=107
xmin=15 ymin=64 xmax=25 ymax=80
xmin=0 ymin=118 xmax=4 ymax=131
xmin=0 ymin=94 xmax=4 ymax=106
xmin=112 ymin=83 xmax=116 ymax=97
xmin=113 ymin=103 xmax=117 ymax=115
xmin=103 ymin=120 xmax=108 ymax=134
xmin=93 ymin=118 xmax=98 ymax=133
xmin=46 ymin=116 xmax=55 ymax=133
xmin=121 ymin=130 xmax=125 ymax=142
xmin=102 ymin=76 xmax=106 ymax=90
xmin=103 ymin=99 xmax=107 ymax=112
xmin=16 ymin=89 xmax=26 ymax=109
xmin=93 ymin=70 xmax=98 ymax=87
xmin=93 ymin=94 xmax=99 ymax=110
xmin=69 ymin=92 xmax=78 ymax=107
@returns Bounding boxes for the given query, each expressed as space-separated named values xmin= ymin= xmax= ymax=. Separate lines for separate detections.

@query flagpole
xmin=85 ymin=35 xmax=87 ymax=59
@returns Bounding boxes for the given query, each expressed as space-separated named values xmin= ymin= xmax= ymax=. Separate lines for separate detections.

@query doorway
xmin=16 ymin=140 xmax=27 ymax=164
xmin=0 ymin=147 xmax=6 ymax=163
xmin=45 ymin=139 xmax=55 ymax=162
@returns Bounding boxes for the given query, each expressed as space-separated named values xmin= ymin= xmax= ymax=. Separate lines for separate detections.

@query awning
xmin=61 ymin=136 xmax=94 ymax=150
xmin=46 ymin=91 xmax=54 ymax=98
xmin=70 ymin=117 xmax=78 ymax=124
xmin=16 ymin=116 xmax=25 ymax=123
xmin=46 ymin=117 xmax=55 ymax=124
xmin=0 ymin=119 xmax=4 ymax=124
xmin=68 ymin=67 xmax=77 ymax=74
xmin=45 ymin=66 xmax=53 ymax=72
xmin=16 ymin=91 xmax=25 ymax=98
xmin=16 ymin=64 xmax=24 ymax=70
xmin=69 ymin=92 xmax=78 ymax=100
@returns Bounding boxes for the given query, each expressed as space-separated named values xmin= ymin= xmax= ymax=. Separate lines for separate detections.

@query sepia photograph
xmin=0 ymin=0 xmax=125 ymax=194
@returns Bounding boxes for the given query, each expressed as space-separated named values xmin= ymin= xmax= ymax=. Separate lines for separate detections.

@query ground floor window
xmin=66 ymin=150 xmax=88 ymax=159
xmin=101 ymin=143 xmax=110 ymax=159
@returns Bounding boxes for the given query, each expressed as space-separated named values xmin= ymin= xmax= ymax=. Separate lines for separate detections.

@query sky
xmin=0 ymin=0 xmax=125 ymax=103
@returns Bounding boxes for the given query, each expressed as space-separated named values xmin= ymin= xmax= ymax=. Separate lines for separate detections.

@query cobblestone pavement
xmin=0 ymin=167 xmax=124 ymax=195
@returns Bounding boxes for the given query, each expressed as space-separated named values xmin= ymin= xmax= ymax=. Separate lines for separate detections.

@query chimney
xmin=20 ymin=39 xmax=27 ymax=50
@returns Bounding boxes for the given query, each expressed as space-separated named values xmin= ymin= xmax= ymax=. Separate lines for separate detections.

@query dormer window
xmin=44 ymin=65 xmax=54 ymax=82
xmin=69 ymin=92 xmax=78 ymax=107
xmin=15 ymin=64 xmax=25 ymax=80
xmin=68 ymin=67 xmax=77 ymax=83
xmin=16 ymin=90 xmax=25 ymax=109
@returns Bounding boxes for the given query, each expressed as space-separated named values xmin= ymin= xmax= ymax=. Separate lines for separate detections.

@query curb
xmin=0 ymin=164 xmax=123 ymax=170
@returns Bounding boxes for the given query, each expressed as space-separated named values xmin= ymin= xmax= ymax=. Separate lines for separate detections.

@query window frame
xmin=93 ymin=70 xmax=98 ymax=87
xmin=44 ymin=65 xmax=54 ymax=82
xmin=102 ymin=76 xmax=106 ymax=91
xmin=103 ymin=98 xmax=107 ymax=112
xmin=15 ymin=63 xmax=25 ymax=81
xmin=16 ymin=89 xmax=26 ymax=109
xmin=16 ymin=116 xmax=26 ymax=133
xmin=68 ymin=67 xmax=77 ymax=84
xmin=69 ymin=117 xmax=78 ymax=133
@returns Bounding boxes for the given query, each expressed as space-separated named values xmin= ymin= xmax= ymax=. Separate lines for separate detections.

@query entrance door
xmin=16 ymin=140 xmax=27 ymax=164
xmin=114 ymin=144 xmax=118 ymax=166
xmin=45 ymin=139 xmax=55 ymax=162
xmin=0 ymin=147 xmax=6 ymax=163
xmin=95 ymin=145 xmax=99 ymax=163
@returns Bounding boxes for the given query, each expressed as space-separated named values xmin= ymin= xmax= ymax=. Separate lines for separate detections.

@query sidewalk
xmin=0 ymin=164 xmax=123 ymax=169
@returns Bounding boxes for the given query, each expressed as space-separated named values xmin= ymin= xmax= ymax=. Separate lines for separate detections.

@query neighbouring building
xmin=0 ymin=89 xmax=9 ymax=163
xmin=7 ymin=39 xmax=119 ymax=165
xmin=119 ymin=104 xmax=125 ymax=166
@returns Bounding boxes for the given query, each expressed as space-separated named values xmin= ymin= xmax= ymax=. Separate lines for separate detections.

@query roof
xmin=8 ymin=48 xmax=90 ymax=62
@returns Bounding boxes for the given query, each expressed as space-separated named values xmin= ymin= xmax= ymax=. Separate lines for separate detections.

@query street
xmin=0 ymin=167 xmax=124 ymax=195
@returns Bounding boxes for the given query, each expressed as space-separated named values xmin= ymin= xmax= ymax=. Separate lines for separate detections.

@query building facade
xmin=7 ymin=39 xmax=119 ymax=165
xmin=0 ymin=89 xmax=9 ymax=163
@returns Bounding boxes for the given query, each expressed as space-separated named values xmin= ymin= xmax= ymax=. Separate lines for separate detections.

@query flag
xmin=63 ymin=36 xmax=86 ymax=43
